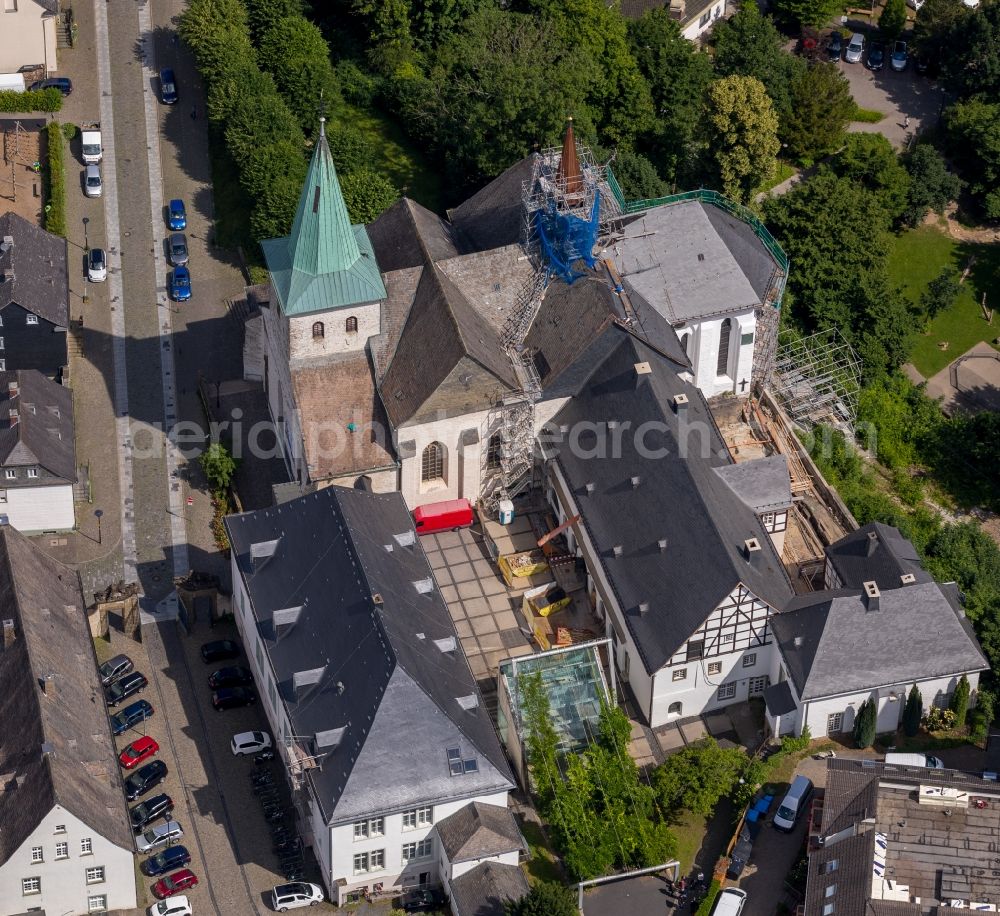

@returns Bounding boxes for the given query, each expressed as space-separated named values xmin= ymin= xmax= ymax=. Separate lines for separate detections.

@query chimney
xmin=863 ymin=580 xmax=880 ymax=612
xmin=673 ymin=393 xmax=689 ymax=414
xmin=612 ymin=544 xmax=623 ymax=558
xmin=630 ymin=476 xmax=641 ymax=489
xmin=585 ymin=482 xmax=596 ymax=495
xmin=40 ymin=674 xmax=56 ymax=696
xmin=657 ymin=538 xmax=668 ymax=553
xmin=634 ymin=361 xmax=652 ymax=378
xmin=0 ymin=235 xmax=13 ymax=254
xmin=7 ymin=380 xmax=17 ymax=399
xmin=866 ymin=530 xmax=879 ymax=557
xmin=743 ymin=537 xmax=762 ymax=564
xmin=900 ymin=573 xmax=916 ymax=585
xmin=2 ymin=618 xmax=14 ymax=649
xmin=8 ymin=408 xmax=18 ymax=427
xmin=638 ymin=601 xmax=650 ymax=615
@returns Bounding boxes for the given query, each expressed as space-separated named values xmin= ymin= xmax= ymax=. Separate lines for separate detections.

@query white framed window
xmin=761 ymin=512 xmax=775 ymax=526
xmin=717 ymin=681 xmax=737 ymax=700
xmin=369 ymin=849 xmax=385 ymax=871
xmin=0 ymin=337 xmax=5 ymax=349
xmin=416 ymin=806 xmax=432 ymax=827
xmin=721 ymin=633 xmax=734 ymax=644
xmin=823 ymin=905 xmax=835 ymax=916
xmin=22 ymin=876 xmax=40 ymax=895
xmin=707 ymin=662 xmax=722 ymax=676
xmin=353 ymin=821 xmax=368 ymax=841
xmin=672 ymin=668 xmax=687 ymax=682
xmin=0 ymin=360 xmax=5 ymax=370
xmin=743 ymin=653 xmax=756 ymax=668
xmin=85 ymin=865 xmax=105 ymax=884
xmin=27 ymin=467 xmax=38 ymax=478
xmin=402 ymin=838 xmax=434 ymax=863
xmin=402 ymin=809 xmax=416 ymax=830
xmin=353 ymin=852 xmax=367 ymax=873
xmin=30 ymin=846 xmax=42 ymax=863
xmin=827 ymin=712 xmax=844 ymax=734
xmin=353 ymin=817 xmax=384 ymax=841
xmin=56 ymin=842 xmax=69 ymax=859
xmin=55 ymin=824 xmax=66 ymax=834
xmin=4 ymin=469 xmax=14 ymax=480
xmin=80 ymin=837 xmax=92 ymax=855
xmin=88 ymin=895 xmax=108 ymax=912
xmin=823 ymin=860 xmax=839 ymax=874
xmin=26 ymin=314 xmax=38 ymax=325
xmin=826 ymin=885 xmax=837 ymax=898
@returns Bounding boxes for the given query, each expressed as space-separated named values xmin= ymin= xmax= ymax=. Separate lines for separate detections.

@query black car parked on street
xmin=124 ymin=761 xmax=168 ymax=801
xmin=129 ymin=793 xmax=174 ymax=830
xmin=201 ymin=639 xmax=240 ymax=664
xmin=105 ymin=671 xmax=148 ymax=707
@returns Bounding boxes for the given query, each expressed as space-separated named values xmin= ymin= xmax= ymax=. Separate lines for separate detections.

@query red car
xmin=152 ymin=868 xmax=199 ymax=899
xmin=119 ymin=736 xmax=159 ymax=770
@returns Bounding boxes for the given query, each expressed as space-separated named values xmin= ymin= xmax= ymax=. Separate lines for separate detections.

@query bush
xmin=950 ymin=674 xmax=970 ymax=728
xmin=61 ymin=122 xmax=78 ymax=141
xmin=200 ymin=442 xmax=238 ymax=492
xmin=903 ymin=684 xmax=922 ymax=737
xmin=43 ymin=121 xmax=67 ymax=238
xmin=851 ymin=105 xmax=885 ymax=123
xmin=340 ymin=167 xmax=398 ymax=223
xmin=335 ymin=58 xmax=380 ymax=107
xmin=923 ymin=706 xmax=957 ymax=732
xmin=0 ymin=88 xmax=62 ymax=112
xmin=694 ymin=880 xmax=722 ymax=916
xmin=504 ymin=881 xmax=576 ymax=916
xmin=854 ymin=697 xmax=877 ymax=748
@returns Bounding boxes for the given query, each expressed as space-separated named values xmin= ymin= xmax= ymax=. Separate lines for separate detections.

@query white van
xmin=711 ymin=887 xmax=748 ymax=916
xmin=774 ymin=775 xmax=814 ymax=831
xmin=885 ymin=752 xmax=944 ymax=769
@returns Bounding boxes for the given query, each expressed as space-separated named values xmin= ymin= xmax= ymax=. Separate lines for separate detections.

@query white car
xmin=88 ymin=247 xmax=107 ymax=282
xmin=84 ymin=164 xmax=102 ymax=198
xmin=231 ymin=729 xmax=272 ymax=756
xmin=271 ymin=881 xmax=325 ymax=911
xmin=148 ymin=896 xmax=192 ymax=916
xmin=135 ymin=820 xmax=184 ymax=853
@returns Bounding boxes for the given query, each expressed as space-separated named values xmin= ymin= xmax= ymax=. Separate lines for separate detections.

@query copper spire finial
xmin=558 ymin=116 xmax=582 ymax=194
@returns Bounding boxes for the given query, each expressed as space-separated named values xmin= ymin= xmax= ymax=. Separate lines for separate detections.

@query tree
xmin=920 ymin=268 xmax=960 ymax=321
xmin=596 ymin=146 xmax=667 ymax=200
xmin=830 ymin=133 xmax=910 ymax=222
xmin=879 ymin=0 xmax=907 ymax=41
xmin=902 ymin=144 xmax=963 ymax=226
xmin=705 ymin=75 xmax=779 ymax=203
xmin=242 ymin=0 xmax=304 ymax=44
xmin=903 ymin=684 xmax=923 ymax=737
xmin=178 ymin=0 xmax=255 ymax=81
xmin=950 ymin=674 xmax=971 ymax=728
xmin=773 ymin=0 xmax=843 ymax=29
xmin=325 ymin=123 xmax=377 ymax=175
xmin=654 ymin=737 xmax=747 ymax=816
xmin=782 ymin=62 xmax=855 ymax=164
xmin=912 ymin=0 xmax=967 ymax=74
xmin=505 ymin=882 xmax=577 ymax=916
xmin=853 ymin=697 xmax=877 ymax=748
xmin=340 ymin=168 xmax=399 ymax=222
xmin=938 ymin=0 xmax=1000 ymax=101
xmin=200 ymin=443 xmax=238 ymax=492
xmin=944 ymin=99 xmax=1000 ymax=219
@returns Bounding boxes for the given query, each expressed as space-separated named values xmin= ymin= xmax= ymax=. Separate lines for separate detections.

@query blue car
xmin=110 ymin=699 xmax=153 ymax=736
xmin=159 ymin=68 xmax=178 ymax=105
xmin=168 ymin=199 xmax=186 ymax=230
xmin=169 ymin=266 xmax=191 ymax=301
xmin=141 ymin=844 xmax=192 ymax=877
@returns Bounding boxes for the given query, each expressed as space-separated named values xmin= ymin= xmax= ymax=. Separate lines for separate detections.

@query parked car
xmin=120 ymin=736 xmax=159 ymax=770
xmin=271 ymin=882 xmax=325 ymax=911
xmin=29 ymin=76 xmax=72 ymax=95
xmin=711 ymin=888 xmax=748 ymax=916
xmin=891 ymin=40 xmax=908 ymax=71
xmin=845 ymin=32 xmax=865 ymax=63
xmin=159 ymin=68 xmax=178 ymax=104
xmin=131 ymin=793 xmax=174 ymax=830
xmin=88 ymin=246 xmax=107 ymax=282
xmin=135 ymin=820 xmax=183 ymax=854
xmin=201 ymin=639 xmax=240 ymax=663
xmin=169 ymin=266 xmax=191 ymax=302
xmin=84 ymin=164 xmax=103 ymax=198
xmin=400 ymin=887 xmax=447 ymax=912
xmin=124 ymin=761 xmax=168 ymax=801
xmin=209 ymin=666 xmax=254 ymax=689
xmin=111 ymin=699 xmax=154 ymax=736
xmin=168 ymin=233 xmax=189 ymax=267
xmin=153 ymin=869 xmax=199 ymax=899
xmin=212 ymin=686 xmax=257 ymax=711
xmin=231 ymin=730 xmax=272 ymax=756
xmin=167 ymin=199 xmax=187 ymax=230
xmin=148 ymin=896 xmax=192 ymax=916
xmin=99 ymin=653 xmax=134 ymax=686
xmin=827 ymin=32 xmax=842 ymax=62
xmin=867 ymin=41 xmax=885 ymax=71
xmin=105 ymin=671 xmax=148 ymax=707
xmin=142 ymin=845 xmax=192 ymax=877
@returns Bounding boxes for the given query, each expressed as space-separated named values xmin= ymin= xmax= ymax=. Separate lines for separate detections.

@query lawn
xmin=672 ymin=808 xmax=710 ymax=873
xmin=518 ymin=817 xmax=563 ymax=885
xmin=758 ymin=161 xmax=797 ymax=194
xmin=887 ymin=225 xmax=1000 ymax=377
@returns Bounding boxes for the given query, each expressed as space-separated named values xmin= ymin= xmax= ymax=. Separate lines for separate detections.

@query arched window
xmin=717 ymin=318 xmax=732 ymax=376
xmin=421 ymin=442 xmax=445 ymax=482
xmin=345 ymin=316 xmax=358 ymax=333
xmin=668 ymin=702 xmax=683 ymax=717
xmin=486 ymin=433 xmax=502 ymax=470
xmin=312 ymin=321 xmax=324 ymax=339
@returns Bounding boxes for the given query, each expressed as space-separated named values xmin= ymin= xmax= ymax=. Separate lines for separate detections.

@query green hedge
xmin=694 ymin=880 xmax=722 ymax=916
xmin=0 ymin=88 xmax=63 ymax=113
xmin=43 ymin=121 xmax=67 ymax=238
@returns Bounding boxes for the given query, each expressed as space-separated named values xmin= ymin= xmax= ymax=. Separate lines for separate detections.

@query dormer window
xmin=346 ymin=316 xmax=358 ymax=333
xmin=312 ymin=321 xmax=324 ymax=339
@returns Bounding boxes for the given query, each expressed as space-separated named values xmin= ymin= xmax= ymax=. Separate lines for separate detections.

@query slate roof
xmin=771 ymin=582 xmax=988 ymax=701
xmin=290 ymin=355 xmax=397 ymax=481
xmin=825 ymin=523 xmax=932 ymax=591
xmin=449 ymin=861 xmax=530 ymax=916
xmin=0 ymin=370 xmax=76 ymax=483
xmin=367 ymin=198 xmax=461 ymax=272
xmin=379 ymin=263 xmax=518 ymax=427
xmin=0 ymin=211 xmax=69 ymax=326
xmin=449 ymin=155 xmax=539 ymax=253
xmin=762 ymin=679 xmax=796 ymax=717
xmin=551 ymin=325 xmax=792 ymax=673
xmin=0 ymin=524 xmax=133 ymax=863
xmin=224 ymin=487 xmax=513 ymax=825
xmin=436 ymin=801 xmax=525 ymax=863
xmin=714 ymin=455 xmax=791 ymax=513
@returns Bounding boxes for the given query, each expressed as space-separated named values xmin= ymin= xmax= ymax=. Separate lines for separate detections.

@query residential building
xmin=0 ymin=522 xmax=136 ymax=915
xmin=0 ymin=369 xmax=75 ymax=531
xmin=619 ymin=0 xmax=728 ymax=40
xmin=804 ymin=758 xmax=1000 ymax=916
xmin=0 ymin=213 xmax=69 ymax=380
xmin=0 ymin=0 xmax=58 ymax=75
xmin=764 ymin=525 xmax=988 ymax=739
xmin=224 ymin=486 xmax=515 ymax=905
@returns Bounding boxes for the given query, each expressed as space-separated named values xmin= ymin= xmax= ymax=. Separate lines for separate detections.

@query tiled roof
xmin=436 ymin=801 xmax=525 ymax=863
xmin=450 ymin=861 xmax=530 ymax=916
xmin=0 ymin=211 xmax=69 ymax=326
xmin=0 ymin=370 xmax=76 ymax=482
xmin=449 ymin=155 xmax=539 ymax=252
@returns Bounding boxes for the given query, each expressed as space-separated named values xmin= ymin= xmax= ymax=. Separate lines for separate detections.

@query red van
xmin=412 ymin=498 xmax=474 ymax=535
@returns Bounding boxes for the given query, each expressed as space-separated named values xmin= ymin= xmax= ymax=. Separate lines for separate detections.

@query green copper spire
xmin=261 ymin=117 xmax=387 ymax=316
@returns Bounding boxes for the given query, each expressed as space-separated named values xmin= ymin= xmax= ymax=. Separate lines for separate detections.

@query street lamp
xmin=82 ymin=216 xmax=89 ymax=251
xmin=82 ymin=217 xmax=90 ymax=306
xmin=94 ymin=508 xmax=103 ymax=545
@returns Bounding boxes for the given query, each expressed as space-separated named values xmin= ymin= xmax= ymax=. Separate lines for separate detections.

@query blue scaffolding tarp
xmin=536 ymin=191 xmax=601 ymax=284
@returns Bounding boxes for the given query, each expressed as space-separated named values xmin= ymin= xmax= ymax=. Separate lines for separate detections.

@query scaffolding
xmin=771 ymin=328 xmax=862 ymax=436
xmin=751 ymin=263 xmax=786 ymax=389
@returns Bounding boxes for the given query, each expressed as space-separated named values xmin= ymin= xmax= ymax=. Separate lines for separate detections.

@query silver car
xmin=168 ymin=233 xmax=189 ymax=266
xmin=845 ymin=33 xmax=865 ymax=63
xmin=84 ymin=164 xmax=102 ymax=198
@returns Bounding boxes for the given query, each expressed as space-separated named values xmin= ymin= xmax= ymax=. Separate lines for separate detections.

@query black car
xmin=201 ymin=639 xmax=240 ymax=664
xmin=29 ymin=77 xmax=73 ymax=96
xmin=400 ymin=887 xmax=447 ymax=912
xmin=124 ymin=760 xmax=168 ymax=801
xmin=159 ymin=68 xmax=178 ymax=104
xmin=827 ymin=32 xmax=843 ymax=62
xmin=110 ymin=699 xmax=154 ymax=736
xmin=208 ymin=666 xmax=254 ymax=689
xmin=212 ymin=687 xmax=257 ymax=711
xmin=129 ymin=792 xmax=174 ymax=830
xmin=141 ymin=844 xmax=192 ymax=877
xmin=104 ymin=671 xmax=148 ymax=707
xmin=867 ymin=41 xmax=885 ymax=71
